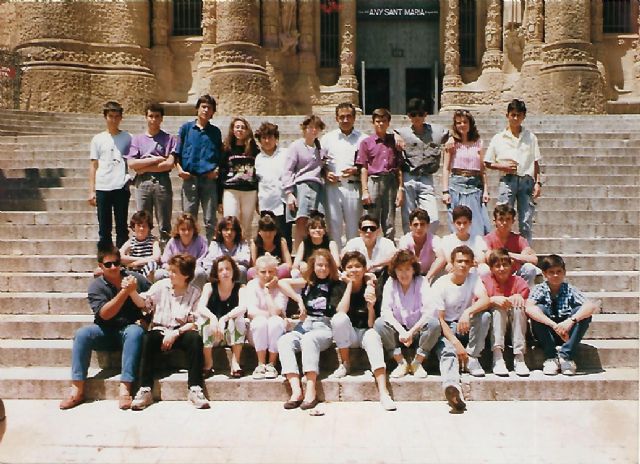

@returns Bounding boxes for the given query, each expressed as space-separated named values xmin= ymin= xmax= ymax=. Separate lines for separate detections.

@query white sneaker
xmin=264 ymin=363 xmax=278 ymax=379
xmin=329 ymin=363 xmax=349 ymax=379
xmin=410 ymin=360 xmax=428 ymax=379
xmin=559 ymin=357 xmax=577 ymax=376
xmin=131 ymin=387 xmax=153 ymax=411
xmin=542 ymin=358 xmax=560 ymax=376
xmin=390 ymin=361 xmax=409 ymax=378
xmin=492 ymin=359 xmax=509 ymax=377
xmin=514 ymin=355 xmax=530 ymax=377
xmin=379 ymin=393 xmax=397 ymax=411
xmin=467 ymin=357 xmax=485 ymax=377
xmin=188 ymin=386 xmax=210 ymax=409
xmin=252 ymin=364 xmax=267 ymax=380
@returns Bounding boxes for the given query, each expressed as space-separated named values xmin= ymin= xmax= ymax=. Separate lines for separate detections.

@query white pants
xmin=248 ymin=315 xmax=286 ymax=353
xmin=330 ymin=312 xmax=385 ymax=371
xmin=491 ymin=307 xmax=527 ymax=355
xmin=223 ymin=189 xmax=258 ymax=238
xmin=325 ymin=181 xmax=362 ymax=248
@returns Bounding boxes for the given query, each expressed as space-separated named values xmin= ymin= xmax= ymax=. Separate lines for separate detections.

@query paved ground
xmin=0 ymin=400 xmax=637 ymax=464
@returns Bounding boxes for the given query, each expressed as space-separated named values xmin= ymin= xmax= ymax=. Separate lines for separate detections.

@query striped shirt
xmin=128 ymin=235 xmax=156 ymax=258
xmin=451 ymin=139 xmax=483 ymax=171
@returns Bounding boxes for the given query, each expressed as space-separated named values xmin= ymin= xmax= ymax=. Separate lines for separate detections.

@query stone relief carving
xmin=279 ymin=0 xmax=299 ymax=55
xmin=201 ymin=0 xmax=216 ymax=44
xmin=543 ymin=47 xmax=596 ymax=66
xmin=339 ymin=24 xmax=355 ymax=77
xmin=443 ymin=0 xmax=461 ymax=83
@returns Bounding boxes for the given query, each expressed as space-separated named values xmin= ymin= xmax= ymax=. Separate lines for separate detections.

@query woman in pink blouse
xmin=442 ymin=110 xmax=491 ymax=237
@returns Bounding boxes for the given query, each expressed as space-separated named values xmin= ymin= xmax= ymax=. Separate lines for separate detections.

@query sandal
xmin=230 ymin=368 xmax=243 ymax=378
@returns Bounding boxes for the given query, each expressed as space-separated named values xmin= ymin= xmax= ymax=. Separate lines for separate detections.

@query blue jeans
xmin=71 ymin=324 xmax=144 ymax=383
xmin=401 ymin=172 xmax=440 ymax=235
xmin=531 ymin=306 xmax=591 ymax=361
xmin=497 ymin=174 xmax=535 ymax=244
xmin=135 ymin=173 xmax=173 ymax=243
xmin=96 ymin=187 xmax=130 ymax=248
xmin=181 ymin=175 xmax=219 ymax=242
xmin=373 ymin=316 xmax=442 ymax=359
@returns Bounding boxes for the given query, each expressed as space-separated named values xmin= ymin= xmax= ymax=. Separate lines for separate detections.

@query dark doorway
xmin=361 ymin=68 xmax=390 ymax=114
xmin=405 ymin=68 xmax=433 ymax=113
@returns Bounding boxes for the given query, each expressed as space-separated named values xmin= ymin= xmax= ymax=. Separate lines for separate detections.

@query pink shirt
xmin=356 ymin=134 xmax=401 ymax=175
xmin=481 ymin=273 xmax=530 ymax=299
xmin=484 ymin=231 xmax=530 ymax=272
xmin=451 ymin=139 xmax=483 ymax=171
xmin=241 ymin=278 xmax=288 ymax=318
xmin=398 ymin=232 xmax=440 ymax=274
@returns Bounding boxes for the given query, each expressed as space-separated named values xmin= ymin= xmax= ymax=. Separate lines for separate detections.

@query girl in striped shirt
xmin=119 ymin=210 xmax=161 ymax=278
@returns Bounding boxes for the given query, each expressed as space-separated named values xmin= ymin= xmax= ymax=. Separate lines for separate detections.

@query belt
xmin=369 ymin=171 xmax=395 ymax=178
xmin=451 ymin=168 xmax=480 ymax=177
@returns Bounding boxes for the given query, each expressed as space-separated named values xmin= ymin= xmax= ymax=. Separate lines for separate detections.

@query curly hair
xmin=387 ymin=250 xmax=421 ymax=279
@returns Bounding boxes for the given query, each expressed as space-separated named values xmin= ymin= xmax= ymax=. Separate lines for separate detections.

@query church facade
xmin=0 ymin=0 xmax=638 ymax=115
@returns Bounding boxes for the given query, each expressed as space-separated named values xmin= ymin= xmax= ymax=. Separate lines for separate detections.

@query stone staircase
xmin=0 ymin=109 xmax=638 ymax=403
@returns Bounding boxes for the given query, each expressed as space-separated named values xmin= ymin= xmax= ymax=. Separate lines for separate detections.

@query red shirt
xmin=482 ymin=273 xmax=530 ymax=299
xmin=484 ymin=231 xmax=529 ymax=272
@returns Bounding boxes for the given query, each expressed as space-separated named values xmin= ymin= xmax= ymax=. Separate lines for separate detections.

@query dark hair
xmin=487 ymin=248 xmax=513 ymax=268
xmin=216 ymin=216 xmax=243 ymax=244
xmin=144 ymin=102 xmax=164 ymax=117
xmin=406 ymin=98 xmax=427 ymax=114
xmin=102 ymin=101 xmax=123 ymax=117
xmin=255 ymin=122 xmax=280 ymax=140
xmin=452 ymin=205 xmax=473 ymax=222
xmin=168 ymin=253 xmax=196 ymax=283
xmin=341 ymin=251 xmax=368 ymax=269
xmin=371 ymin=108 xmax=391 ymax=122
xmin=388 ymin=250 xmax=421 ymax=279
xmin=540 ymin=254 xmax=566 ymax=272
xmin=409 ymin=208 xmax=430 ymax=224
xmin=97 ymin=243 xmax=120 ymax=263
xmin=195 ymin=94 xmax=217 ymax=111
xmin=452 ymin=109 xmax=480 ymax=142
xmin=300 ymin=114 xmax=326 ymax=131
xmin=304 ymin=249 xmax=339 ymax=284
xmin=335 ymin=102 xmax=356 ymax=117
xmin=171 ymin=213 xmax=199 ymax=239
xmin=493 ymin=204 xmax=516 ymax=219
xmin=129 ymin=210 xmax=153 ymax=230
xmin=450 ymin=245 xmax=475 ymax=263
xmin=209 ymin=255 xmax=241 ymax=284
xmin=255 ymin=214 xmax=283 ymax=249
xmin=507 ymin=99 xmax=527 ymax=115
xmin=224 ymin=117 xmax=259 ymax=156
xmin=307 ymin=214 xmax=328 ymax=233
xmin=358 ymin=214 xmax=380 ymax=228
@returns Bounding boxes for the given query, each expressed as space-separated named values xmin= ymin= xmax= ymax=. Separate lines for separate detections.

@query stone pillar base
xmin=539 ymin=66 xmax=605 ymax=113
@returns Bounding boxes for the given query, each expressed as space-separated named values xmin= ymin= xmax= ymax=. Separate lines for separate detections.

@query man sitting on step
xmin=60 ymin=244 xmax=150 ymax=410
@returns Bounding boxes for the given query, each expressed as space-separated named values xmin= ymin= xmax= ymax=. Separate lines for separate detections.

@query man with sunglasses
xmin=60 ymin=245 xmax=151 ymax=410
xmin=343 ymin=215 xmax=396 ymax=275
xmin=396 ymin=98 xmax=450 ymax=235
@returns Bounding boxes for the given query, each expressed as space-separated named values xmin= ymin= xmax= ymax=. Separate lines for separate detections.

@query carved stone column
xmin=336 ymin=1 xmax=358 ymax=92
xmin=481 ymin=0 xmax=504 ymax=71
xmin=294 ymin=0 xmax=321 ymax=112
xmin=150 ymin=0 xmax=175 ymax=102
xmin=13 ymin=1 xmax=156 ymax=112
xmin=262 ymin=0 xmax=285 ymax=114
xmin=539 ymin=0 xmax=605 ymax=113
xmin=209 ymin=0 xmax=270 ymax=114
xmin=443 ymin=0 xmax=462 ymax=88
xmin=193 ymin=0 xmax=216 ymax=101
xmin=517 ymin=0 xmax=544 ymax=111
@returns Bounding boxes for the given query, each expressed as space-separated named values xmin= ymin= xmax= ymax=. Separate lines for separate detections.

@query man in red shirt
xmin=481 ymin=248 xmax=531 ymax=377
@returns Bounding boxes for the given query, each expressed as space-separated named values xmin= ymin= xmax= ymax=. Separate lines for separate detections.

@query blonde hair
xmin=255 ymin=252 xmax=278 ymax=269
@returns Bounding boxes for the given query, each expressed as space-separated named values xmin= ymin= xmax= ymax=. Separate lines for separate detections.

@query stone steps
xmin=0 ymin=366 xmax=636 ymax=401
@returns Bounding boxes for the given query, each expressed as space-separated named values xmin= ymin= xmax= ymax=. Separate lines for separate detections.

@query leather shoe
xmin=283 ymin=399 xmax=302 ymax=410
xmin=119 ymin=394 xmax=133 ymax=410
xmin=300 ymin=398 xmax=320 ymax=410
xmin=59 ymin=395 xmax=84 ymax=410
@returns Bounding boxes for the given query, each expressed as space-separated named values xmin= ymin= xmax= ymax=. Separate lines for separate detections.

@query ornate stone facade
xmin=0 ymin=0 xmax=636 ymax=114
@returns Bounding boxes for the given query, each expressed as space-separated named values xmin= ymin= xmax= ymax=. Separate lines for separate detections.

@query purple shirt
xmin=355 ymin=133 xmax=401 ymax=175
xmin=398 ymin=232 xmax=439 ymax=275
xmin=126 ymin=130 xmax=176 ymax=160
xmin=282 ymin=138 xmax=327 ymax=194
xmin=380 ymin=276 xmax=431 ymax=329
xmin=161 ymin=235 xmax=208 ymax=265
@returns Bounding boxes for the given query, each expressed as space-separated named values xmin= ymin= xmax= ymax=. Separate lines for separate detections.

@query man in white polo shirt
xmin=484 ymin=99 xmax=542 ymax=244
xmin=321 ymin=103 xmax=368 ymax=248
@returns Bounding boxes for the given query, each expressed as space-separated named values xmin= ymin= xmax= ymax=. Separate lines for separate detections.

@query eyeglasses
xmin=408 ymin=112 xmax=425 ymax=118
xmin=360 ymin=225 xmax=378 ymax=233
xmin=102 ymin=261 xmax=121 ymax=269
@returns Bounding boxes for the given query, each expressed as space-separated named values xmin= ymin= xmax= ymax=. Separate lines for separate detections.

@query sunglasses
xmin=360 ymin=225 xmax=378 ymax=233
xmin=408 ymin=112 xmax=425 ymax=118
xmin=102 ymin=260 xmax=121 ymax=269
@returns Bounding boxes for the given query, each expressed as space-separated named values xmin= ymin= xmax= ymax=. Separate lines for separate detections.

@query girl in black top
xmin=277 ymin=249 xmax=351 ymax=410
xmin=248 ymin=212 xmax=292 ymax=279
xmin=198 ymin=255 xmax=246 ymax=378
xmin=291 ymin=213 xmax=340 ymax=277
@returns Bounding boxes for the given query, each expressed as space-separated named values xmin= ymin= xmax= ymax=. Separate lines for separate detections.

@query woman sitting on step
xmin=199 ymin=216 xmax=251 ymax=284
xmin=291 ymin=211 xmax=340 ymax=277
xmin=277 ymin=249 xmax=350 ymax=410
xmin=247 ymin=211 xmax=292 ymax=280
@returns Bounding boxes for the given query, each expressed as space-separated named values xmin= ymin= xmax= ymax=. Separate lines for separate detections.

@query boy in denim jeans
xmin=526 ymin=254 xmax=598 ymax=376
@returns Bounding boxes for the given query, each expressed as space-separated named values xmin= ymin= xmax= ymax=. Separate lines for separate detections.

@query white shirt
xmin=343 ymin=236 xmax=397 ymax=270
xmin=439 ymin=233 xmax=487 ymax=264
xmin=240 ymin=278 xmax=288 ymax=318
xmin=485 ymin=127 xmax=541 ymax=177
xmin=90 ymin=130 xmax=132 ymax=191
xmin=255 ymin=146 xmax=287 ymax=215
xmin=430 ymin=272 xmax=486 ymax=322
xmin=320 ymin=128 xmax=367 ymax=177
xmin=141 ymin=279 xmax=201 ymax=333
